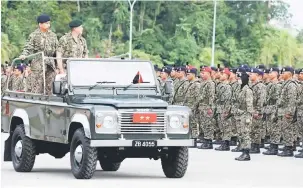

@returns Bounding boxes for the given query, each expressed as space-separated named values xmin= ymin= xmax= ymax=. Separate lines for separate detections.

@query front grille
xmin=118 ymin=109 xmax=167 ymax=134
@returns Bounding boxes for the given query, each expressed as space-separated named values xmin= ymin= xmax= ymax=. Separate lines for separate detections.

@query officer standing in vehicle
xmin=19 ymin=14 xmax=58 ymax=95
xmin=57 ymin=20 xmax=88 ymax=73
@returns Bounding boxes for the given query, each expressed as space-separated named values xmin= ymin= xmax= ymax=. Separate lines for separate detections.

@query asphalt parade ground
xmin=1 ymin=133 xmax=303 ymax=188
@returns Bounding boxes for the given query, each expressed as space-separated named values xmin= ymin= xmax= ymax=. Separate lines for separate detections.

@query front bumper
xmin=90 ymin=139 xmax=195 ymax=147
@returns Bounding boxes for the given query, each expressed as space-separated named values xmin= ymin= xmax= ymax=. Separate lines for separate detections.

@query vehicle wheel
xmin=99 ymin=160 xmax=121 ymax=171
xmin=11 ymin=125 xmax=36 ymax=172
xmin=161 ymin=147 xmax=188 ymax=178
xmin=70 ymin=128 xmax=97 ymax=179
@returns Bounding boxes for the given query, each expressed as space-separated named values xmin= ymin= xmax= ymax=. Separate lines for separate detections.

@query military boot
xmin=230 ymin=137 xmax=237 ymax=146
xmin=260 ymin=139 xmax=265 ymax=148
xmin=212 ymin=139 xmax=222 ymax=145
xmin=215 ymin=140 xmax=230 ymax=151
xmin=262 ymin=144 xmax=278 ymax=155
xmin=250 ymin=143 xmax=260 ymax=154
xmin=277 ymin=146 xmax=294 ymax=157
xmin=198 ymin=139 xmax=213 ymax=149
xmin=235 ymin=149 xmax=250 ymax=161
xmin=264 ymin=136 xmax=270 ymax=144
xmin=294 ymin=151 xmax=303 ymax=158
xmin=264 ymin=145 xmax=270 ymax=150
xmin=298 ymin=148 xmax=303 ymax=152
xmin=196 ymin=134 xmax=205 ymax=143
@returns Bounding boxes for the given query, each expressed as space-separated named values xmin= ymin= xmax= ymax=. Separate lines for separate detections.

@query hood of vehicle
xmin=71 ymin=96 xmax=168 ymax=108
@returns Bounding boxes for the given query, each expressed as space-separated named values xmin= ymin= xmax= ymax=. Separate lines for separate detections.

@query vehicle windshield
xmin=68 ymin=60 xmax=156 ymax=87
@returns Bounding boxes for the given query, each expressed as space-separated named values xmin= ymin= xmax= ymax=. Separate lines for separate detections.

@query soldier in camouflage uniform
xmin=248 ymin=68 xmax=266 ymax=153
xmin=295 ymin=68 xmax=303 ymax=158
xmin=261 ymin=68 xmax=271 ymax=144
xmin=23 ymin=63 xmax=34 ymax=93
xmin=263 ymin=67 xmax=282 ymax=155
xmin=154 ymin=65 xmax=162 ymax=86
xmin=215 ymin=68 xmax=233 ymax=151
xmin=171 ymin=66 xmax=189 ymax=105
xmin=8 ymin=65 xmax=25 ymax=91
xmin=1 ymin=64 xmax=8 ymax=93
xmin=234 ymin=71 xmax=253 ymax=161
xmin=159 ymin=67 xmax=174 ymax=103
xmin=183 ymin=68 xmax=201 ymax=140
xmin=170 ymin=65 xmax=178 ymax=85
xmin=57 ymin=20 xmax=88 ymax=73
xmin=229 ymin=68 xmax=240 ymax=146
xmin=19 ymin=14 xmax=58 ymax=95
xmin=196 ymin=67 xmax=215 ymax=149
xmin=276 ymin=67 xmax=297 ymax=157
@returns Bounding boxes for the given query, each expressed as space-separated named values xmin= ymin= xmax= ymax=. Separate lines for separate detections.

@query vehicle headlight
xmin=169 ymin=116 xmax=181 ymax=128
xmin=103 ymin=116 xmax=114 ymax=128
xmin=95 ymin=111 xmax=118 ymax=134
xmin=166 ymin=111 xmax=189 ymax=134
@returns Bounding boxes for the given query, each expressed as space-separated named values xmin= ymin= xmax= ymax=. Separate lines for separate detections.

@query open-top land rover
xmin=1 ymin=58 xmax=194 ymax=179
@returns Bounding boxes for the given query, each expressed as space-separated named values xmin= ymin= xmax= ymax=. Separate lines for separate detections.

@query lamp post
xmin=211 ymin=0 xmax=217 ymax=67
xmin=128 ymin=0 xmax=137 ymax=59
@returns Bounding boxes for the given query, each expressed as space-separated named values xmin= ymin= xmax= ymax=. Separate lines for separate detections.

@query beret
xmin=154 ymin=65 xmax=160 ymax=71
xmin=69 ymin=20 xmax=83 ymax=28
xmin=200 ymin=65 xmax=207 ymax=69
xmin=37 ymin=14 xmax=50 ymax=23
xmin=269 ymin=67 xmax=279 ymax=73
xmin=281 ymin=66 xmax=294 ymax=74
xmin=229 ymin=68 xmax=238 ymax=74
xmin=161 ymin=66 xmax=172 ymax=74
xmin=240 ymin=64 xmax=250 ymax=69
xmin=210 ymin=66 xmax=217 ymax=71
xmin=222 ymin=68 xmax=231 ymax=75
xmin=263 ymin=68 xmax=270 ymax=74
xmin=177 ymin=66 xmax=186 ymax=72
xmin=249 ymin=68 xmax=264 ymax=75
xmin=237 ymin=67 xmax=246 ymax=74
xmin=298 ymin=68 xmax=303 ymax=74
xmin=187 ymin=68 xmax=197 ymax=75
xmin=256 ymin=64 xmax=266 ymax=70
xmin=201 ymin=66 xmax=212 ymax=73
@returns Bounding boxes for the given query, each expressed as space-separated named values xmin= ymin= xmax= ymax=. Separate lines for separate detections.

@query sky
xmin=285 ymin=0 xmax=303 ymax=29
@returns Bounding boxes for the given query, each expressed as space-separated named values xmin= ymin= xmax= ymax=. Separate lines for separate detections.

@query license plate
xmin=132 ymin=140 xmax=157 ymax=148
xmin=133 ymin=113 xmax=157 ymax=123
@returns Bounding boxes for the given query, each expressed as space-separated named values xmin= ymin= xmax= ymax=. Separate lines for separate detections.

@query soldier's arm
xmin=286 ymin=83 xmax=297 ymax=115
xmin=83 ymin=39 xmax=88 ymax=58
xmin=257 ymin=85 xmax=266 ymax=114
xmin=222 ymin=85 xmax=232 ymax=113
xmin=56 ymin=37 xmax=67 ymax=73
xmin=209 ymin=82 xmax=216 ymax=110
xmin=246 ymin=88 xmax=254 ymax=115
xmin=192 ymin=83 xmax=201 ymax=112
xmin=21 ymin=33 xmax=35 ymax=56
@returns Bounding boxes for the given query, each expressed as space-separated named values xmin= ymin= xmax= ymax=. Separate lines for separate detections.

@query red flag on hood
xmin=133 ymin=71 xmax=144 ymax=84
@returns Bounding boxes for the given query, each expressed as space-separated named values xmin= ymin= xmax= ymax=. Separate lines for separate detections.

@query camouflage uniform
xmin=296 ymin=80 xmax=303 ymax=142
xmin=265 ymin=81 xmax=282 ymax=144
xmin=183 ymin=79 xmax=201 ymax=138
xmin=8 ymin=75 xmax=25 ymax=91
xmin=277 ymin=79 xmax=297 ymax=147
xmin=230 ymin=81 xmax=240 ymax=137
xmin=57 ymin=32 xmax=88 ymax=69
xmin=213 ymin=81 xmax=223 ymax=139
xmin=197 ymin=79 xmax=216 ymax=140
xmin=250 ymin=81 xmax=266 ymax=145
xmin=217 ymin=82 xmax=233 ymax=141
xmin=24 ymin=72 xmax=34 ymax=93
xmin=172 ymin=78 xmax=189 ymax=105
xmin=1 ymin=74 xmax=8 ymax=93
xmin=21 ymin=29 xmax=58 ymax=95
xmin=160 ymin=77 xmax=174 ymax=104
xmin=234 ymin=85 xmax=253 ymax=150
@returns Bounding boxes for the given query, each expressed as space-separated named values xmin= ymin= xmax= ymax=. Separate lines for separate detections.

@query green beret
xmin=69 ymin=20 xmax=82 ymax=28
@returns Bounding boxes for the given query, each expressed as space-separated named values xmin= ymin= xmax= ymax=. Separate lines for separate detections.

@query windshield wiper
xmin=89 ymin=81 xmax=116 ymax=90
xmin=123 ymin=81 xmax=150 ymax=90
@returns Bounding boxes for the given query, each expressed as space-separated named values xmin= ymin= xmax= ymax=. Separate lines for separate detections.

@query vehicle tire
xmin=161 ymin=147 xmax=188 ymax=178
xmin=11 ymin=124 xmax=36 ymax=172
xmin=70 ymin=128 xmax=97 ymax=179
xmin=99 ymin=160 xmax=121 ymax=171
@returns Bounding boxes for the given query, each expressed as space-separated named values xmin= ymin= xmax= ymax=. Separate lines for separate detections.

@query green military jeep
xmin=1 ymin=58 xmax=194 ymax=179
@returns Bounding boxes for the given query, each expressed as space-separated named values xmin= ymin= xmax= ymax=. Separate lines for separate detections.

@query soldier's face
xmin=39 ymin=21 xmax=51 ymax=30
xmin=249 ymin=73 xmax=258 ymax=81
xmin=160 ymin=72 xmax=168 ymax=80
xmin=156 ymin=71 xmax=160 ymax=77
xmin=201 ymin=71 xmax=211 ymax=80
xmin=220 ymin=73 xmax=228 ymax=81
xmin=170 ymin=71 xmax=176 ymax=78
xmin=298 ymin=73 xmax=303 ymax=81
xmin=74 ymin=25 xmax=83 ymax=35
xmin=269 ymin=72 xmax=277 ymax=80
xmin=14 ymin=69 xmax=21 ymax=76
xmin=186 ymin=73 xmax=194 ymax=80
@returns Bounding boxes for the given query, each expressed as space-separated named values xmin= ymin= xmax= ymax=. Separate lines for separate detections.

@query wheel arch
xmin=68 ymin=114 xmax=91 ymax=142
xmin=9 ymin=109 xmax=30 ymax=137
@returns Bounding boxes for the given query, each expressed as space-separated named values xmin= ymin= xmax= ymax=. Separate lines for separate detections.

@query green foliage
xmin=1 ymin=0 xmax=302 ymax=68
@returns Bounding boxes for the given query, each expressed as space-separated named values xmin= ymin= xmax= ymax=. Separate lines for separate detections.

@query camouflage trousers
xmin=278 ymin=116 xmax=295 ymax=147
xmin=250 ymin=116 xmax=263 ymax=144
xmin=235 ymin=113 xmax=252 ymax=150
xmin=231 ymin=116 xmax=238 ymax=137
xmin=190 ymin=114 xmax=199 ymax=139
xmin=261 ymin=120 xmax=267 ymax=139
xmin=297 ymin=115 xmax=303 ymax=141
xmin=270 ymin=115 xmax=282 ymax=144
xmin=213 ymin=115 xmax=222 ymax=139
xmin=199 ymin=110 xmax=214 ymax=140
xmin=30 ymin=67 xmax=55 ymax=95
xmin=218 ymin=114 xmax=232 ymax=141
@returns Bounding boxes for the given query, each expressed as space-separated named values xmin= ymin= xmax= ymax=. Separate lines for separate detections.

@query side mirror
xmin=164 ymin=80 xmax=173 ymax=95
xmin=53 ymin=81 xmax=62 ymax=95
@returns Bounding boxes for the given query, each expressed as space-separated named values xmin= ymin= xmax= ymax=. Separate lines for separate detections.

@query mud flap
xmin=4 ymin=135 xmax=12 ymax=161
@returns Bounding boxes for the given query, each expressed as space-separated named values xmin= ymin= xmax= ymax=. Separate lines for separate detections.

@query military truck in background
xmin=1 ymin=57 xmax=194 ymax=179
